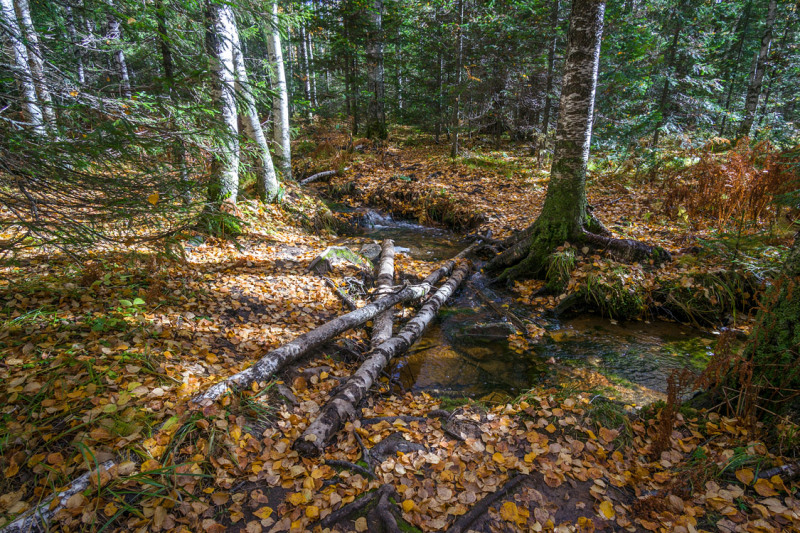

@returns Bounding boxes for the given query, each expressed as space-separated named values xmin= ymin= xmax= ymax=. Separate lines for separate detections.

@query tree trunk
xmin=268 ymin=2 xmax=292 ymax=181
xmin=105 ymin=11 xmax=131 ymax=98
xmin=156 ymin=0 xmax=189 ymax=200
xmin=757 ymin=16 xmax=790 ymax=128
xmin=371 ymin=239 xmax=395 ymax=346
xmin=541 ymin=0 xmax=559 ymax=139
xmin=298 ymin=25 xmax=312 ymax=117
xmin=738 ymin=0 xmax=777 ymax=137
xmin=65 ymin=3 xmax=85 ymax=85
xmin=193 ymin=250 xmax=472 ymax=404
xmin=230 ymin=18 xmax=280 ymax=203
xmin=652 ymin=4 xmax=684 ymax=148
xmin=486 ymin=0 xmax=668 ymax=281
xmin=205 ymin=0 xmax=239 ymax=204
xmin=294 ymin=261 xmax=471 ymax=457
xmin=436 ymin=49 xmax=443 ymax=142
xmin=306 ymin=28 xmax=317 ymax=106
xmin=351 ymin=54 xmax=359 ymax=135
xmin=450 ymin=0 xmax=463 ymax=158
xmin=718 ymin=1 xmax=751 ymax=135
xmin=14 ymin=0 xmax=56 ymax=128
xmin=365 ymin=0 xmax=387 ymax=139
xmin=0 ymin=0 xmax=46 ymax=136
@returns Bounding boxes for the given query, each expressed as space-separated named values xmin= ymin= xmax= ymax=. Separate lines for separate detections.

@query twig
xmin=322 ymin=276 xmax=358 ymax=311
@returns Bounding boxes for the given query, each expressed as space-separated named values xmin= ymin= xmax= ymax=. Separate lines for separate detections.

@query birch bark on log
xmin=371 ymin=239 xmax=395 ymax=347
xmin=294 ymin=261 xmax=472 ymax=457
xmin=194 ymin=242 xmax=479 ymax=404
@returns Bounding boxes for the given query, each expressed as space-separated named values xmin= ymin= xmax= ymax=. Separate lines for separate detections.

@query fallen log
xmin=300 ymin=169 xmax=337 ymax=185
xmin=0 ymin=460 xmax=115 ymax=533
xmin=193 ymin=243 xmax=479 ymax=404
xmin=371 ymin=239 xmax=395 ymax=347
xmin=294 ymin=261 xmax=472 ymax=456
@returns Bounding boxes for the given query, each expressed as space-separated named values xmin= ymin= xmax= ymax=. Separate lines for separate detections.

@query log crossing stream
xmin=334 ymin=206 xmax=716 ymax=406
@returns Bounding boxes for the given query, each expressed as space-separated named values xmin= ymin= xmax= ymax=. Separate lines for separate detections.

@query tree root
xmin=325 ymin=459 xmax=375 ymax=479
xmin=368 ymin=432 xmax=428 ymax=465
xmin=376 ymin=487 xmax=404 ymax=533
xmin=319 ymin=485 xmax=390 ymax=529
xmin=445 ymin=473 xmax=528 ymax=533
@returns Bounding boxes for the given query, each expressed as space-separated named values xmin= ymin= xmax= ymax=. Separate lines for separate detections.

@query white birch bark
xmin=14 ymin=0 xmax=55 ymax=127
xmin=0 ymin=0 xmax=45 ymax=136
xmin=738 ymin=0 xmax=777 ymax=137
xmin=206 ymin=0 xmax=239 ymax=203
xmin=267 ymin=1 xmax=292 ymax=180
xmin=105 ymin=11 xmax=131 ymax=98
xmin=230 ymin=14 xmax=280 ymax=202
xmin=306 ymin=27 xmax=317 ymax=106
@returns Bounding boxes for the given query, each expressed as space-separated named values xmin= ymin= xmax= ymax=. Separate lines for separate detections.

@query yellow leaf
xmin=148 ymin=192 xmax=159 ymax=206
xmin=545 ymin=424 xmax=556 ymax=433
xmin=492 ymin=452 xmax=505 ymax=464
xmin=754 ymin=478 xmax=778 ymax=497
xmin=599 ymin=500 xmax=615 ymax=519
xmin=286 ymin=492 xmax=307 ymax=506
xmin=254 ymin=506 xmax=273 ymax=519
xmin=3 ymin=461 xmax=19 ymax=478
xmin=305 ymin=505 xmax=319 ymax=519
xmin=586 ymin=430 xmax=597 ymax=440
xmin=103 ymin=502 xmax=118 ymax=517
xmin=355 ymin=517 xmax=368 ymax=532
xmin=499 ymin=501 xmax=519 ymax=522
xmin=402 ymin=500 xmax=414 ymax=513
xmin=735 ymin=468 xmax=754 ymax=485
xmin=524 ymin=452 xmax=537 ymax=463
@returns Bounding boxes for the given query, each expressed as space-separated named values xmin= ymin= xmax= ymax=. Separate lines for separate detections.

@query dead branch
xmin=445 ymin=474 xmax=528 ymax=533
xmin=300 ymin=170 xmax=337 ymax=185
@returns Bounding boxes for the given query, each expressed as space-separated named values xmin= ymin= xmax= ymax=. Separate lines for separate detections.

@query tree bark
xmin=718 ymin=2 xmax=752 ymax=135
xmin=105 ymin=11 xmax=131 ymax=98
xmin=205 ymin=0 xmax=240 ymax=204
xmin=193 ymin=245 xmax=476 ymax=404
xmin=294 ymin=261 xmax=471 ymax=457
xmin=652 ymin=1 xmax=685 ymax=147
xmin=371 ymin=239 xmax=395 ymax=347
xmin=0 ymin=0 xmax=46 ymax=136
xmin=65 ymin=3 xmax=85 ymax=85
xmin=230 ymin=17 xmax=280 ymax=203
xmin=14 ymin=0 xmax=56 ymax=128
xmin=267 ymin=1 xmax=292 ymax=181
xmin=738 ymin=0 xmax=777 ymax=137
xmin=306 ymin=27 xmax=317 ymax=106
xmin=365 ymin=0 xmax=387 ymax=139
xmin=485 ymin=0 xmax=669 ymax=281
xmin=298 ymin=25 xmax=312 ymax=117
xmin=450 ymin=0 xmax=464 ymax=158
xmin=541 ymin=0 xmax=559 ymax=140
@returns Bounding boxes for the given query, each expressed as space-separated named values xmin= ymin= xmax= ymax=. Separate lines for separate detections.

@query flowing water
xmin=335 ymin=206 xmax=715 ymax=405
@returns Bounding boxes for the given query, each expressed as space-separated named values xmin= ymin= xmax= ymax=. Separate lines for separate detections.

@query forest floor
xmin=0 ymin=126 xmax=798 ymax=533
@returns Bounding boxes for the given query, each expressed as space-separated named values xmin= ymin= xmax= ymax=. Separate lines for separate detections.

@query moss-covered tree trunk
xmin=487 ymin=0 xmax=668 ymax=282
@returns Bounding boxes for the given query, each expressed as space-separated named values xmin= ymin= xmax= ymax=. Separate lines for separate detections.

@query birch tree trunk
xmin=267 ymin=1 xmax=292 ymax=180
xmin=306 ymin=28 xmax=317 ymax=106
xmin=230 ymin=16 xmax=280 ymax=203
xmin=0 ymin=0 xmax=46 ymax=136
xmin=450 ymin=0 xmax=463 ymax=158
xmin=365 ymin=0 xmax=386 ymax=139
xmin=206 ymin=0 xmax=239 ymax=204
xmin=738 ymin=0 xmax=777 ymax=137
xmin=298 ymin=26 xmax=312 ymax=117
xmin=14 ymin=0 xmax=55 ymax=127
xmin=65 ymin=3 xmax=85 ymax=85
xmin=105 ymin=11 xmax=131 ymax=98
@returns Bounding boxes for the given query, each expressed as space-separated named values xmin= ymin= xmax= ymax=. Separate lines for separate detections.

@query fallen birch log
xmin=294 ymin=261 xmax=472 ymax=456
xmin=193 ymin=242 xmax=479 ymax=404
xmin=0 ymin=461 xmax=115 ymax=533
xmin=371 ymin=239 xmax=395 ymax=347
xmin=300 ymin=170 xmax=337 ymax=185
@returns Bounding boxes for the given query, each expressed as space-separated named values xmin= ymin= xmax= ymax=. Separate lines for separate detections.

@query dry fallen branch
xmin=294 ymin=261 xmax=472 ymax=456
xmin=445 ymin=473 xmax=528 ymax=533
xmin=300 ymin=169 xmax=338 ymax=185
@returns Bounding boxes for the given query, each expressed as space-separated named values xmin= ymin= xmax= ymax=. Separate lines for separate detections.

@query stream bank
xmin=330 ymin=204 xmax=717 ymax=406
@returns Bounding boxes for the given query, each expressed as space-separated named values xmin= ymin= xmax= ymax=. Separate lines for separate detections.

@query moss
xmin=582 ymin=268 xmax=645 ymax=320
xmin=545 ymin=248 xmax=576 ymax=292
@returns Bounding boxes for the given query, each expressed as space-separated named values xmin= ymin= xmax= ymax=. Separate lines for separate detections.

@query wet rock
xmin=461 ymin=321 xmax=518 ymax=341
xmin=359 ymin=243 xmax=382 ymax=262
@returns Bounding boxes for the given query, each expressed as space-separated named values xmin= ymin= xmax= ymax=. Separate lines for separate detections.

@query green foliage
xmin=583 ymin=267 xmax=646 ymax=320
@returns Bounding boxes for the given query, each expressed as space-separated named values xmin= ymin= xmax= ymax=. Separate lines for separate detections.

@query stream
xmin=334 ymin=206 xmax=716 ymax=405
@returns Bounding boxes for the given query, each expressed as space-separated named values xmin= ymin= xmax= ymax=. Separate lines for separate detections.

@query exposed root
xmin=324 ymin=459 xmax=375 ymax=479
xmin=445 ymin=473 xmax=528 ymax=533
xmin=318 ymin=485 xmax=389 ymax=529
xmin=376 ymin=487 xmax=404 ymax=533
